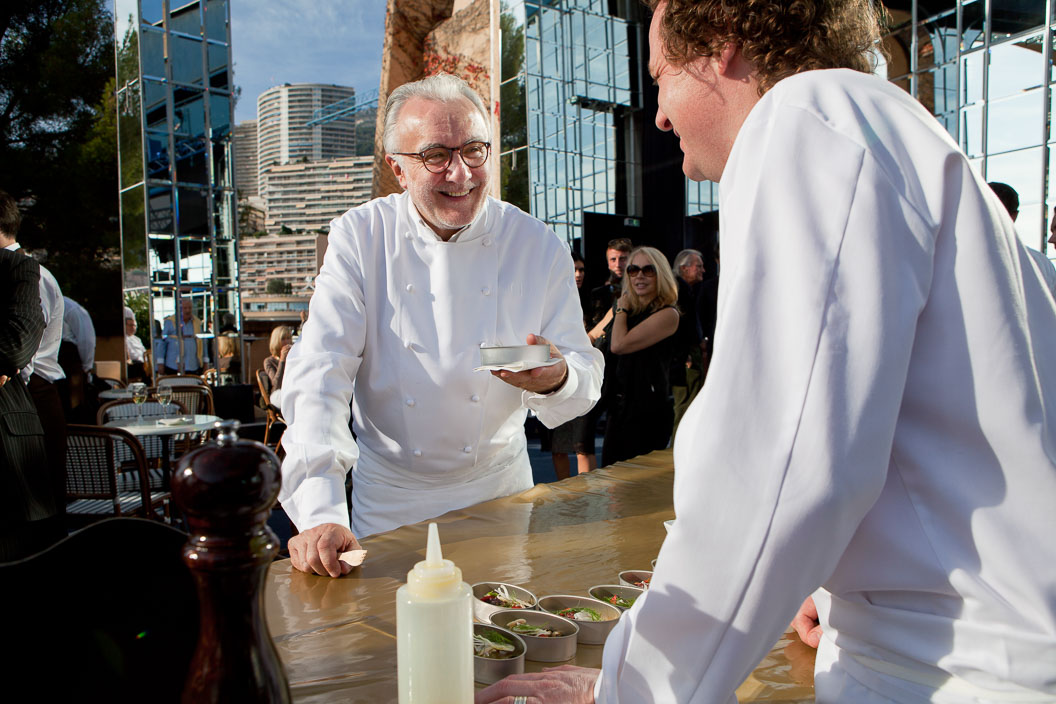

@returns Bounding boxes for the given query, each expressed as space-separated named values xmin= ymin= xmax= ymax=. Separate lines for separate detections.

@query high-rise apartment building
xmin=238 ymin=233 xmax=328 ymax=298
xmin=233 ymin=119 xmax=258 ymax=199
xmin=256 ymin=83 xmax=358 ymax=190
xmin=262 ymin=156 xmax=374 ymax=233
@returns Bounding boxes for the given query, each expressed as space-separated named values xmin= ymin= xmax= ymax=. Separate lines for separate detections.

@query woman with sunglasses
xmin=601 ymin=246 xmax=680 ymax=466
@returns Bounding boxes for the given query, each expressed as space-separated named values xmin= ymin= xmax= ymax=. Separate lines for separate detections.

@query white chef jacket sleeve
xmin=277 ymin=221 xmax=366 ymax=533
xmin=523 ymin=245 xmax=603 ymax=427
xmin=595 ymin=106 xmax=934 ymax=701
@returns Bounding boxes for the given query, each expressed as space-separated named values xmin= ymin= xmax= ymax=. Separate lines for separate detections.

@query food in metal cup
xmin=489 ymin=608 xmax=579 ymax=662
xmin=473 ymin=623 xmax=526 ymax=685
xmin=536 ymin=595 xmax=620 ymax=645
xmin=471 ymin=582 xmax=538 ymax=623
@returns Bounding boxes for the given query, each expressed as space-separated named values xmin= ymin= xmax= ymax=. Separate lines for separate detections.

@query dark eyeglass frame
xmin=391 ymin=140 xmax=492 ymax=173
xmin=626 ymin=264 xmax=657 ymax=277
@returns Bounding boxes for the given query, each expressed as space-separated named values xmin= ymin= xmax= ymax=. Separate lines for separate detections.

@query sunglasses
xmin=626 ymin=264 xmax=657 ymax=277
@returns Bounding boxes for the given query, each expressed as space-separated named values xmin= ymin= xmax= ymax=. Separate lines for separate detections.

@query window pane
xmin=988 ymin=35 xmax=1044 ymax=101
xmin=988 ymin=91 xmax=1044 ymax=153
xmin=122 ymin=185 xmax=148 ymax=289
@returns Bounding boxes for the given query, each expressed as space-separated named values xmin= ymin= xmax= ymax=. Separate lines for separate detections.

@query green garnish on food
xmin=607 ymin=594 xmax=635 ymax=608
xmin=474 ymin=630 xmax=517 ymax=659
xmin=555 ymin=606 xmax=602 ymax=622
xmin=507 ymin=618 xmax=564 ymax=638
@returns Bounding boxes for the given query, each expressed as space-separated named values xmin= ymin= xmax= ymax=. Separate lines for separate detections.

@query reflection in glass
xmin=177 ymin=188 xmax=210 ymax=236
xmin=145 ymin=131 xmax=172 ymax=181
xmin=962 ymin=51 xmax=983 ymax=105
xmin=178 ymin=237 xmax=213 ymax=285
xmin=209 ymin=92 xmax=231 ymax=135
xmin=961 ymin=105 xmax=984 ymax=158
xmin=140 ymin=27 xmax=165 ymax=79
xmin=121 ymin=186 xmax=148 ymax=290
xmin=988 ymin=36 xmax=1044 ymax=101
xmin=169 ymin=1 xmax=202 ymax=37
xmin=149 ymin=235 xmax=176 ymax=284
xmin=148 ymin=185 xmax=175 ymax=234
xmin=170 ymin=34 xmax=205 ymax=85
xmin=989 ymin=0 xmax=1044 ymax=43
xmin=205 ymin=0 xmax=228 ymax=41
xmin=143 ymin=79 xmax=168 ymax=130
xmin=988 ymin=92 xmax=1044 ymax=153
xmin=961 ymin=0 xmax=986 ymax=51
xmin=207 ymin=42 xmax=229 ymax=84
xmin=118 ymin=89 xmax=144 ymax=189
xmin=140 ymin=0 xmax=165 ymax=27
xmin=115 ymin=0 xmax=140 ymax=87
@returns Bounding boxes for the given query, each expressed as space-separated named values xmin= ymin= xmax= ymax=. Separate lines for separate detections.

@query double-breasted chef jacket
xmin=279 ymin=192 xmax=604 ymax=538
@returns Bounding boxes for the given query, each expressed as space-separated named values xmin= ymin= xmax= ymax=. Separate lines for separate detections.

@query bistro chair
xmin=97 ymin=398 xmax=190 ymax=480
xmin=167 ymin=383 xmax=215 ymax=416
xmin=97 ymin=376 xmax=126 ymax=390
xmin=157 ymin=373 xmax=206 ymax=386
xmin=64 ymin=424 xmax=171 ymax=525
xmin=256 ymin=368 xmax=286 ymax=454
xmin=0 ymin=517 xmax=197 ymax=702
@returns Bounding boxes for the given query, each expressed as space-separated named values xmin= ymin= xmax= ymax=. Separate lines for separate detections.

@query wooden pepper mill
xmin=173 ymin=419 xmax=291 ymax=703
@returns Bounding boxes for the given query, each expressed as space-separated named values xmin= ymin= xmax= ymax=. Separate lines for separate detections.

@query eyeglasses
xmin=391 ymin=140 xmax=491 ymax=173
xmin=626 ymin=264 xmax=657 ymax=277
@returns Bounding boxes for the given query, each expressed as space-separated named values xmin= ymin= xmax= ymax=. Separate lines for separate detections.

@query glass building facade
xmin=688 ymin=1 xmax=1056 ymax=258
xmin=113 ymin=0 xmax=240 ymax=374
xmin=499 ymin=0 xmax=642 ymax=244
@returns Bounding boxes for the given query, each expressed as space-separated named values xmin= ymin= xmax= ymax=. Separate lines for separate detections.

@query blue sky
xmin=229 ymin=0 xmax=388 ymax=124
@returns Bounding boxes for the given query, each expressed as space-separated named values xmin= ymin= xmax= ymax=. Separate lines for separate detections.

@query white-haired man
xmin=279 ymin=73 xmax=603 ymax=577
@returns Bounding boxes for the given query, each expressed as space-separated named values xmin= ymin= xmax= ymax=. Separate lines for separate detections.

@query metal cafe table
xmin=264 ymin=449 xmax=816 ymax=703
xmin=104 ymin=414 xmax=221 ymax=480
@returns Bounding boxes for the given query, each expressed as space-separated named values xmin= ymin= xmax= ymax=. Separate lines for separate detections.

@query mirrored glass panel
xmin=961 ymin=0 xmax=987 ymax=51
xmin=143 ymin=78 xmax=169 ymax=131
xmin=121 ymin=186 xmax=148 ymax=290
xmin=177 ymin=187 xmax=210 ymax=236
xmin=170 ymin=1 xmax=202 ymax=37
xmin=145 ymin=130 xmax=172 ymax=182
xmin=989 ymin=0 xmax=1044 ymax=43
xmin=115 ymin=0 xmax=140 ymax=87
xmin=118 ymin=88 xmax=144 ymax=189
xmin=214 ymin=191 xmax=236 ymax=240
xmin=209 ymin=92 xmax=231 ymax=136
xmin=961 ymin=104 xmax=984 ymax=157
xmin=148 ymin=185 xmax=175 ymax=235
xmin=988 ymin=35 xmax=1044 ymax=101
xmin=214 ymin=241 xmax=235 ymax=286
xmin=178 ymin=237 xmax=213 ymax=285
xmin=962 ymin=51 xmax=984 ymax=106
xmin=140 ymin=0 xmax=165 ymax=28
xmin=207 ymin=42 xmax=228 ymax=85
xmin=149 ymin=235 xmax=177 ymax=283
xmin=170 ymin=34 xmax=205 ymax=85
xmin=140 ymin=27 xmax=165 ymax=80
xmin=988 ymin=91 xmax=1044 ymax=153
xmin=205 ymin=0 xmax=228 ymax=42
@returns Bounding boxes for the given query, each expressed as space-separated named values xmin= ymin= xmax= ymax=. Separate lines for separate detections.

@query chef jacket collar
xmin=405 ymin=193 xmax=492 ymax=244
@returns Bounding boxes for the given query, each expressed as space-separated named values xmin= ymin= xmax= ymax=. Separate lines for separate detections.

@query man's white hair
xmin=673 ymin=248 xmax=703 ymax=271
xmin=382 ymin=73 xmax=491 ymax=154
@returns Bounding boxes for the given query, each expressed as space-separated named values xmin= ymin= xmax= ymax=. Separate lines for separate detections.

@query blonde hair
xmin=622 ymin=246 xmax=679 ymax=315
xmin=218 ymin=335 xmax=237 ymax=358
xmin=269 ymin=325 xmax=293 ymax=357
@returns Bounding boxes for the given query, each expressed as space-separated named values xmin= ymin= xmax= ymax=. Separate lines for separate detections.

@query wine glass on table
xmin=156 ymin=385 xmax=173 ymax=419
xmin=129 ymin=382 xmax=148 ymax=425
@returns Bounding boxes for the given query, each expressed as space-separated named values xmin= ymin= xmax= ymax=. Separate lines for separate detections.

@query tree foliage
xmin=0 ymin=0 xmax=121 ymax=334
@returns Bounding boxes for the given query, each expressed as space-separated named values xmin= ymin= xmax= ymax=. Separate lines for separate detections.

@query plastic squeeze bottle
xmin=397 ymin=522 xmax=474 ymax=703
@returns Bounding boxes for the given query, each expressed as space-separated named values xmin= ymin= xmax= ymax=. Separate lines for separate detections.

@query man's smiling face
xmin=386 ymin=96 xmax=492 ymax=240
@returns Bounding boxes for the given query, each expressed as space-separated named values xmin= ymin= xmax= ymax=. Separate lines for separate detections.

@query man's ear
xmin=715 ymin=43 xmax=739 ymax=76
xmin=385 ymin=154 xmax=407 ymax=189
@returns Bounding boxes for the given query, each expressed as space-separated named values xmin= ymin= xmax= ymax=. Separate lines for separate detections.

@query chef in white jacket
xmin=280 ymin=73 xmax=603 ymax=578
xmin=477 ymin=1 xmax=1056 ymax=703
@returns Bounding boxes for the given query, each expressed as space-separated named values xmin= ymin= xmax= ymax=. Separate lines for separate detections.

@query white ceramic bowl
xmin=473 ymin=623 xmax=526 ymax=685
xmin=471 ymin=582 xmax=538 ymax=623
xmin=489 ymin=609 xmax=578 ymax=662
xmin=617 ymin=570 xmax=652 ymax=589
xmin=479 ymin=344 xmax=550 ymax=367
xmin=536 ymin=595 xmax=621 ymax=645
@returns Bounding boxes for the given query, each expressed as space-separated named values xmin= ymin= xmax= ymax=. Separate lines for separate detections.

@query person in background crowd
xmin=61 ymin=296 xmax=95 ymax=379
xmin=158 ymin=297 xmax=202 ymax=376
xmin=479 ymin=0 xmax=1056 ymax=701
xmin=669 ymin=248 xmax=705 ymax=439
xmin=279 ymin=73 xmax=602 ymax=578
xmin=263 ymin=324 xmax=292 ymax=410
xmin=0 ymin=213 xmax=62 ymax=560
xmin=216 ymin=334 xmax=240 ymax=380
xmin=546 ymin=252 xmax=598 ymax=479
xmin=588 ymin=237 xmax=632 ymax=332
xmin=124 ymin=306 xmax=148 ymax=383
xmin=601 ymin=246 xmax=680 ymax=466
xmin=988 ymin=181 xmax=1056 ymax=299
xmin=0 ymin=189 xmax=67 ymax=522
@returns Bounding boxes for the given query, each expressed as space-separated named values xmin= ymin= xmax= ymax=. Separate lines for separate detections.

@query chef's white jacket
xmin=279 ymin=192 xmax=603 ymax=538
xmin=597 ymin=69 xmax=1056 ymax=703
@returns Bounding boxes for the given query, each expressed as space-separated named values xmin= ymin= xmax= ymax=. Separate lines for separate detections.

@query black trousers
xmin=27 ymin=374 xmax=67 ymax=520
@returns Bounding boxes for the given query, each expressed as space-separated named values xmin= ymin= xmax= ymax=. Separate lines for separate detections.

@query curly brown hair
xmin=645 ymin=0 xmax=886 ymax=95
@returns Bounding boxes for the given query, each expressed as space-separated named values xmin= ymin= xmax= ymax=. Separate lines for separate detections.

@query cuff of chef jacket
xmin=594 ymin=668 xmax=605 ymax=702
xmin=281 ymin=475 xmax=352 ymax=533
xmin=522 ymin=359 xmax=577 ymax=409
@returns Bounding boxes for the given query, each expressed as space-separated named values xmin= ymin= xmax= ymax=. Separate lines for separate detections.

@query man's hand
xmin=492 ymin=334 xmax=567 ymax=395
xmin=288 ymin=523 xmax=362 ymax=578
xmin=0 ymin=375 xmax=7 ymax=388
xmin=474 ymin=665 xmax=598 ymax=704
xmin=790 ymin=595 xmax=822 ymax=648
